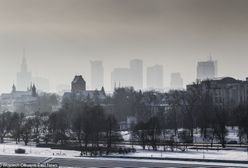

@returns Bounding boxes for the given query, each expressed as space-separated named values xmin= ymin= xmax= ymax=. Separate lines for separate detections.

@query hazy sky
xmin=0 ymin=0 xmax=248 ymax=93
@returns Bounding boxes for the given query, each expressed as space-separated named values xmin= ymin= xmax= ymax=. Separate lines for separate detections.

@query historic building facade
xmin=63 ymin=75 xmax=106 ymax=105
xmin=0 ymin=84 xmax=38 ymax=113
xmin=187 ymin=77 xmax=248 ymax=110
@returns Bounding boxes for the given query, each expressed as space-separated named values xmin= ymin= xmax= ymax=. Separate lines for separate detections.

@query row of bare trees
xmin=165 ymin=83 xmax=240 ymax=148
xmin=44 ymin=103 xmax=120 ymax=155
xmin=0 ymin=111 xmax=33 ymax=145
xmin=0 ymin=102 xmax=120 ymax=155
xmin=111 ymin=85 xmax=248 ymax=150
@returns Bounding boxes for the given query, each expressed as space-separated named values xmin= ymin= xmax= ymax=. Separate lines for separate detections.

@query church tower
xmin=12 ymin=84 xmax=16 ymax=93
xmin=71 ymin=75 xmax=86 ymax=92
xmin=32 ymin=84 xmax=37 ymax=97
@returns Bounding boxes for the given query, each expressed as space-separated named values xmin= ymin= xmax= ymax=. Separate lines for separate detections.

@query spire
xmin=32 ymin=84 xmax=37 ymax=97
xmin=28 ymin=82 xmax=32 ymax=91
xmin=12 ymin=84 xmax=16 ymax=93
xmin=101 ymin=86 xmax=106 ymax=96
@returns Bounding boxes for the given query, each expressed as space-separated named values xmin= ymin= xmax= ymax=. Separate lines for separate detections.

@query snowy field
xmin=113 ymin=148 xmax=248 ymax=161
xmin=121 ymin=127 xmax=243 ymax=144
xmin=0 ymin=142 xmax=80 ymax=158
xmin=0 ymin=142 xmax=247 ymax=162
xmin=0 ymin=127 xmax=245 ymax=162
xmin=116 ymin=128 xmax=248 ymax=161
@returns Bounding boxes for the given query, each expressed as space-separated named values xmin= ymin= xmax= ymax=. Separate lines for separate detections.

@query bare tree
xmin=234 ymin=105 xmax=248 ymax=143
xmin=21 ymin=118 xmax=33 ymax=146
xmin=0 ymin=112 xmax=12 ymax=143
xmin=10 ymin=112 xmax=25 ymax=144
xmin=214 ymin=108 xmax=228 ymax=148
xmin=132 ymin=121 xmax=148 ymax=150
xmin=105 ymin=114 xmax=118 ymax=155
xmin=146 ymin=116 xmax=161 ymax=151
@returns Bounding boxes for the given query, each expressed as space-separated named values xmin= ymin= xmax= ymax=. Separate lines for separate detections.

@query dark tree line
xmin=0 ymin=102 xmax=120 ymax=155
xmin=112 ymin=85 xmax=248 ymax=150
xmin=1 ymin=85 xmax=247 ymax=153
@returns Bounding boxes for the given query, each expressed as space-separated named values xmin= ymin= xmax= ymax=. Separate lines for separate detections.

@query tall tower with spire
xmin=21 ymin=56 xmax=28 ymax=73
xmin=17 ymin=49 xmax=32 ymax=91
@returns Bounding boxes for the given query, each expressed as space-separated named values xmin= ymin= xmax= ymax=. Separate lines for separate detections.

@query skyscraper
xmin=197 ymin=59 xmax=217 ymax=81
xmin=146 ymin=64 xmax=163 ymax=90
xmin=111 ymin=68 xmax=131 ymax=91
xmin=90 ymin=61 xmax=104 ymax=90
xmin=170 ymin=72 xmax=183 ymax=90
xmin=17 ymin=52 xmax=32 ymax=91
xmin=129 ymin=59 xmax=143 ymax=90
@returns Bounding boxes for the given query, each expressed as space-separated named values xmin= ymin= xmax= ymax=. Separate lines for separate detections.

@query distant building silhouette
xmin=111 ymin=59 xmax=143 ymax=91
xmin=147 ymin=65 xmax=164 ymax=90
xmin=71 ymin=75 xmax=86 ymax=92
xmin=0 ymin=84 xmax=38 ymax=113
xmin=63 ymin=75 xmax=106 ymax=105
xmin=111 ymin=68 xmax=131 ymax=91
xmin=197 ymin=58 xmax=217 ymax=81
xmin=17 ymin=53 xmax=32 ymax=91
xmin=32 ymin=77 xmax=50 ymax=92
xmin=130 ymin=59 xmax=143 ymax=90
xmin=170 ymin=72 xmax=183 ymax=90
xmin=90 ymin=61 xmax=104 ymax=90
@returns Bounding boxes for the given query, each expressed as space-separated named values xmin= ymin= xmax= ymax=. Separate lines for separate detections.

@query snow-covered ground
xmin=113 ymin=148 xmax=248 ymax=161
xmin=0 ymin=142 xmax=247 ymax=162
xmin=121 ymin=126 xmax=242 ymax=144
xmin=0 ymin=142 xmax=80 ymax=158
xmin=193 ymin=127 xmax=241 ymax=144
xmin=0 ymin=127 xmax=246 ymax=163
xmin=116 ymin=128 xmax=248 ymax=161
xmin=120 ymin=131 xmax=131 ymax=141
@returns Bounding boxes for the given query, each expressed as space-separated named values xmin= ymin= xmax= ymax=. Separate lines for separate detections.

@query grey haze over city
xmin=0 ymin=0 xmax=248 ymax=93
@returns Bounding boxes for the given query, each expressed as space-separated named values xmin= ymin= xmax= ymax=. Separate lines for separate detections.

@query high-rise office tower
xmin=129 ymin=59 xmax=143 ymax=90
xmin=17 ymin=52 xmax=32 ymax=91
xmin=111 ymin=68 xmax=131 ymax=91
xmin=197 ymin=59 xmax=217 ymax=81
xmin=170 ymin=72 xmax=183 ymax=90
xmin=147 ymin=64 xmax=163 ymax=90
xmin=91 ymin=61 xmax=104 ymax=90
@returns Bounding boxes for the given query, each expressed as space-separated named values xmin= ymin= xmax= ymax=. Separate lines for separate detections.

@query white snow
xmin=113 ymin=148 xmax=248 ymax=161
xmin=86 ymin=157 xmax=248 ymax=167
xmin=0 ymin=142 xmax=80 ymax=158
xmin=0 ymin=140 xmax=247 ymax=167
xmin=120 ymin=131 xmax=131 ymax=141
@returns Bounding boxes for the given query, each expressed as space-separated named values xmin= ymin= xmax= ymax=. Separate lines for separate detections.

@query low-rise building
xmin=0 ymin=84 xmax=38 ymax=113
xmin=187 ymin=77 xmax=248 ymax=110
xmin=62 ymin=75 xmax=107 ymax=105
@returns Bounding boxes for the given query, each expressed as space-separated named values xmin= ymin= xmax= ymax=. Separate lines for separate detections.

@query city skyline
xmin=3 ymin=55 xmax=248 ymax=93
xmin=1 ymin=0 xmax=248 ymax=93
xmin=3 ymin=52 xmax=248 ymax=94
xmin=0 ymin=1 xmax=247 ymax=166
